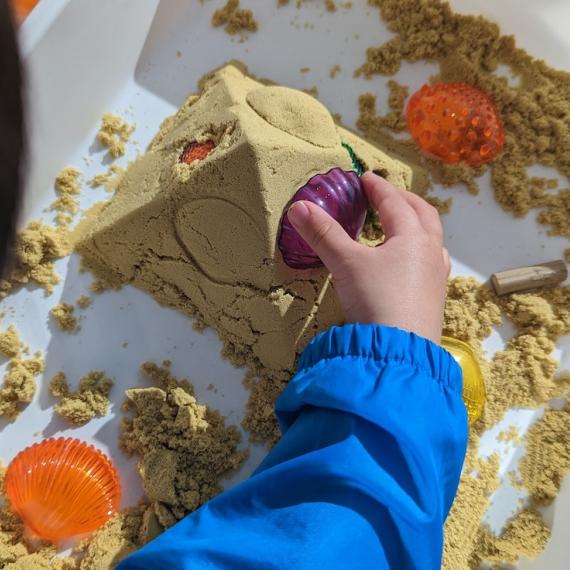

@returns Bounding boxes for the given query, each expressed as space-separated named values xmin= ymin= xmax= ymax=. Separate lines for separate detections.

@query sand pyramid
xmin=77 ymin=64 xmax=411 ymax=375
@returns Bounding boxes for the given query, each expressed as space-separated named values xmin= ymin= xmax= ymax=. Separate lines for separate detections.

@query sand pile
xmin=75 ymin=63 xmax=411 ymax=438
xmin=120 ymin=362 xmax=248 ymax=530
xmin=0 ymin=325 xmax=44 ymax=419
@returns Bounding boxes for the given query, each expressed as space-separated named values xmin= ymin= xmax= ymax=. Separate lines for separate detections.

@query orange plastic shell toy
xmin=406 ymin=83 xmax=505 ymax=166
xmin=180 ymin=140 xmax=216 ymax=165
xmin=5 ymin=438 xmax=121 ymax=541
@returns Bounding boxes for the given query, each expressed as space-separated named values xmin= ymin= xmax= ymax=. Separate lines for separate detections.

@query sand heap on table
xmin=77 ymin=63 xmax=411 ymax=378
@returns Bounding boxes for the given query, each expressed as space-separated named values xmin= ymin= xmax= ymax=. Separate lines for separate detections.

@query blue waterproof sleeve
xmin=119 ymin=324 xmax=468 ymax=570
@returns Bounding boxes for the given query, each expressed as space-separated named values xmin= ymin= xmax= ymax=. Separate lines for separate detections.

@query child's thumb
xmin=287 ymin=201 xmax=357 ymax=273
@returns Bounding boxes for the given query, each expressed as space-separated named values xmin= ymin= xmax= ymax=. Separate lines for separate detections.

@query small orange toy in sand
xmin=180 ymin=140 xmax=216 ymax=164
xmin=406 ymin=83 xmax=504 ymax=166
xmin=5 ymin=437 xmax=120 ymax=541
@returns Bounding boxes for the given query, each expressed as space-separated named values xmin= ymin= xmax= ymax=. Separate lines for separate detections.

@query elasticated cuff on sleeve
xmin=277 ymin=324 xmax=465 ymax=433
xmin=299 ymin=324 xmax=461 ymax=392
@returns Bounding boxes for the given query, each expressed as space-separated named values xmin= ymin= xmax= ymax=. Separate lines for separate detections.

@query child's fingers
xmin=400 ymin=191 xmax=444 ymax=243
xmin=361 ymin=172 xmax=421 ymax=238
xmin=287 ymin=201 xmax=359 ymax=273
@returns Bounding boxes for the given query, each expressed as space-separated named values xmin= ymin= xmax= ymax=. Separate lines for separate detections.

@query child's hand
xmin=287 ymin=172 xmax=450 ymax=344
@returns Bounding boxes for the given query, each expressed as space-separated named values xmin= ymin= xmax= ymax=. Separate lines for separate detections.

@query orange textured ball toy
xmin=406 ymin=83 xmax=505 ymax=166
xmin=5 ymin=438 xmax=121 ymax=541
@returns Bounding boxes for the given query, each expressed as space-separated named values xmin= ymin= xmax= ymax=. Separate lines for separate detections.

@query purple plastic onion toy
xmin=278 ymin=167 xmax=368 ymax=269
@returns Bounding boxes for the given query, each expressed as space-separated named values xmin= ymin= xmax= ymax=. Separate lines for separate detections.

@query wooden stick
xmin=491 ymin=260 xmax=568 ymax=296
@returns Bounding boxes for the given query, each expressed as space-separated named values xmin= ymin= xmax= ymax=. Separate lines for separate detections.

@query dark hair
xmin=0 ymin=0 xmax=24 ymax=277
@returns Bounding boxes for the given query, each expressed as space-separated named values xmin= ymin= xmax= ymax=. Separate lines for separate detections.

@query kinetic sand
xmin=51 ymin=167 xmax=82 ymax=228
xmin=0 ymin=325 xmax=44 ymax=420
xmin=96 ymin=114 xmax=135 ymax=159
xmin=120 ymin=362 xmax=247 ymax=530
xmin=50 ymin=303 xmax=79 ymax=332
xmin=0 ymin=221 xmax=69 ymax=300
xmin=76 ymin=63 xmax=411 ymax=380
xmin=212 ymin=0 xmax=258 ymax=36
xmin=49 ymin=371 xmax=114 ymax=425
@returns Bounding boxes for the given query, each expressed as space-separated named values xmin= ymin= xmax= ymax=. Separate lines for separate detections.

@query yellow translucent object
xmin=441 ymin=336 xmax=486 ymax=424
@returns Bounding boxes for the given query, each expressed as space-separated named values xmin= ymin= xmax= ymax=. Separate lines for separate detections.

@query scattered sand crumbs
xmin=120 ymin=362 xmax=248 ymax=529
xmin=49 ymin=371 xmax=113 ymax=425
xmin=476 ymin=508 xmax=551 ymax=565
xmin=0 ymin=326 xmax=22 ymax=359
xmin=380 ymin=80 xmax=409 ymax=132
xmin=50 ymin=303 xmax=78 ymax=332
xmin=50 ymin=167 xmax=81 ymax=227
xmin=0 ymin=355 xmax=44 ymax=420
xmin=212 ymin=0 xmax=258 ymax=36
xmin=519 ymin=404 xmax=570 ymax=505
xmin=497 ymin=425 xmax=523 ymax=444
xmin=0 ymin=221 xmax=69 ymax=300
xmin=77 ymin=295 xmax=92 ymax=309
xmin=291 ymin=0 xmax=338 ymax=9
xmin=97 ymin=113 xmax=135 ymax=159
xmin=89 ymin=164 xmax=126 ymax=193
xmin=302 ymin=86 xmax=319 ymax=97
xmin=356 ymin=0 xmax=570 ymax=244
xmin=0 ymin=325 xmax=44 ymax=420
xmin=329 ymin=64 xmax=341 ymax=78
